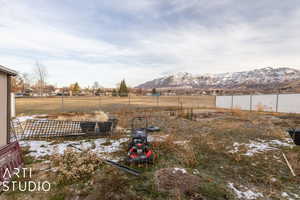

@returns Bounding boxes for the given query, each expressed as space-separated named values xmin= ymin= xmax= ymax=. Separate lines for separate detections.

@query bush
xmin=50 ymin=148 xmax=103 ymax=184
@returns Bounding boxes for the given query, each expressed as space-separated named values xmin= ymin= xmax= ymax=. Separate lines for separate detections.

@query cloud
xmin=1 ymin=0 xmax=300 ymax=87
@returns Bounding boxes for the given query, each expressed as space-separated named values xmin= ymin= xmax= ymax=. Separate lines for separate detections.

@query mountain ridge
xmin=136 ymin=67 xmax=300 ymax=90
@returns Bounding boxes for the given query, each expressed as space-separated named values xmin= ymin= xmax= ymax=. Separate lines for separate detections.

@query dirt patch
xmin=154 ymin=167 xmax=201 ymax=195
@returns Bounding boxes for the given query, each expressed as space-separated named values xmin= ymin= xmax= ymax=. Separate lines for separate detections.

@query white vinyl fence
xmin=216 ymin=93 xmax=300 ymax=114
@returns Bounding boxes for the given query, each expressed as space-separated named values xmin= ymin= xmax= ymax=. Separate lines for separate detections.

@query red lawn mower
xmin=126 ymin=117 xmax=155 ymax=164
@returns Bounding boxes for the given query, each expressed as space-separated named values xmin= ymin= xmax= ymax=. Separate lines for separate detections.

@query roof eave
xmin=0 ymin=65 xmax=18 ymax=76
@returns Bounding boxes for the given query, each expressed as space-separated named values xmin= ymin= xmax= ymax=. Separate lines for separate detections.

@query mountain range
xmin=136 ymin=67 xmax=300 ymax=91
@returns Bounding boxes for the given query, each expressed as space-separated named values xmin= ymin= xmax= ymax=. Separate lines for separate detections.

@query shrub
xmin=50 ymin=148 xmax=103 ymax=184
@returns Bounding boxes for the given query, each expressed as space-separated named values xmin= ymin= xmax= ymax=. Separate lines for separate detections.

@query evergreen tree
xmin=70 ymin=82 xmax=80 ymax=95
xmin=118 ymin=79 xmax=128 ymax=97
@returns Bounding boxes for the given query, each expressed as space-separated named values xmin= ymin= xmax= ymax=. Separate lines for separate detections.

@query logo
xmin=1 ymin=168 xmax=51 ymax=192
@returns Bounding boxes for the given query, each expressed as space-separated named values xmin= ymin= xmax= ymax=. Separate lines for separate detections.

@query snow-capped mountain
xmin=136 ymin=67 xmax=300 ymax=89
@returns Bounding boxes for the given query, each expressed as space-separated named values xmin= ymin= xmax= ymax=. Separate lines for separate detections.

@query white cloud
xmin=1 ymin=0 xmax=300 ymax=87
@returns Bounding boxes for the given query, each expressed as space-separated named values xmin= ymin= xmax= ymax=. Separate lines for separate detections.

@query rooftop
xmin=0 ymin=65 xmax=17 ymax=76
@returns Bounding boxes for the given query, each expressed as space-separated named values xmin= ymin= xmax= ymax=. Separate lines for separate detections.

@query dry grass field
xmin=16 ymin=95 xmax=215 ymax=115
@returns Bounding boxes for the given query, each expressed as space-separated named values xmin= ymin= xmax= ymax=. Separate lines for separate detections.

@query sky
xmin=1 ymin=0 xmax=300 ymax=88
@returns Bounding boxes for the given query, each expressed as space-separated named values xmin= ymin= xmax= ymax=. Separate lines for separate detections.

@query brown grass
xmin=16 ymin=95 xmax=215 ymax=115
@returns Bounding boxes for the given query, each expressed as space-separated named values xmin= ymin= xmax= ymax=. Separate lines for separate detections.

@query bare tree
xmin=21 ymin=72 xmax=32 ymax=93
xmin=92 ymin=81 xmax=100 ymax=90
xmin=92 ymin=81 xmax=103 ymax=95
xmin=34 ymin=61 xmax=48 ymax=96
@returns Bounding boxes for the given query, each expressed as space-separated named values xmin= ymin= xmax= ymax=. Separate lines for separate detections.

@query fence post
xmin=98 ymin=95 xmax=101 ymax=109
xmin=156 ymin=95 xmax=159 ymax=107
xmin=276 ymin=94 xmax=279 ymax=112
xmin=61 ymin=90 xmax=65 ymax=112
xmin=250 ymin=95 xmax=252 ymax=112
xmin=231 ymin=95 xmax=234 ymax=109
xmin=214 ymin=95 xmax=217 ymax=108
xmin=128 ymin=93 xmax=131 ymax=105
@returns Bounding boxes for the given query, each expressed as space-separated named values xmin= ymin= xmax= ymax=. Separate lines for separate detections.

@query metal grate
xmin=10 ymin=118 xmax=23 ymax=142
xmin=11 ymin=117 xmax=118 ymax=140
xmin=21 ymin=120 xmax=85 ymax=139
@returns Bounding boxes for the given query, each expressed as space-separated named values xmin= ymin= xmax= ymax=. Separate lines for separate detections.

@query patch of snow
xmin=16 ymin=115 xmax=47 ymax=122
xmin=292 ymin=193 xmax=300 ymax=199
xmin=281 ymin=192 xmax=294 ymax=200
xmin=172 ymin=168 xmax=187 ymax=174
xmin=147 ymin=135 xmax=189 ymax=146
xmin=270 ymin=178 xmax=277 ymax=183
xmin=20 ymin=137 xmax=129 ymax=159
xmin=16 ymin=116 xmax=34 ymax=122
xmin=173 ymin=140 xmax=189 ymax=145
xmin=148 ymin=135 xmax=169 ymax=142
xmin=281 ymin=192 xmax=299 ymax=200
xmin=229 ymin=139 xmax=294 ymax=156
xmin=282 ymin=192 xmax=289 ymax=197
xmin=228 ymin=183 xmax=263 ymax=200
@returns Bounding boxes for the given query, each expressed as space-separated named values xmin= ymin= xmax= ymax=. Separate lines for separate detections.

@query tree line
xmin=11 ymin=62 xmax=131 ymax=97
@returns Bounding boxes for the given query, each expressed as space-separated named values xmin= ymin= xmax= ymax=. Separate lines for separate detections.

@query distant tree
xmin=136 ymin=88 xmax=143 ymax=96
xmin=92 ymin=81 xmax=100 ymax=90
xmin=22 ymin=73 xmax=31 ymax=93
xmin=112 ymin=89 xmax=118 ymax=97
xmin=34 ymin=61 xmax=48 ymax=96
xmin=118 ymin=79 xmax=128 ymax=97
xmin=11 ymin=75 xmax=24 ymax=93
xmin=92 ymin=81 xmax=101 ymax=95
xmin=152 ymin=88 xmax=157 ymax=95
xmin=95 ymin=88 xmax=103 ymax=96
xmin=70 ymin=82 xmax=81 ymax=95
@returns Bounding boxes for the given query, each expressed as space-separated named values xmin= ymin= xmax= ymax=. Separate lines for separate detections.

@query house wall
xmin=0 ymin=72 xmax=8 ymax=147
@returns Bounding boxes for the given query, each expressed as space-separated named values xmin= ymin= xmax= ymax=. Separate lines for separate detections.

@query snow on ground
xmin=172 ymin=168 xmax=187 ymax=174
xmin=228 ymin=183 xmax=263 ymax=200
xmin=281 ymin=192 xmax=300 ymax=200
xmin=148 ymin=134 xmax=169 ymax=142
xmin=148 ymin=134 xmax=189 ymax=145
xmin=229 ymin=139 xmax=294 ymax=156
xmin=16 ymin=115 xmax=47 ymax=122
xmin=20 ymin=138 xmax=129 ymax=160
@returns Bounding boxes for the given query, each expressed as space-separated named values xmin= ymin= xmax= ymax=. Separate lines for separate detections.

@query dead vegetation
xmin=4 ymin=106 xmax=300 ymax=200
xmin=50 ymin=148 xmax=104 ymax=184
